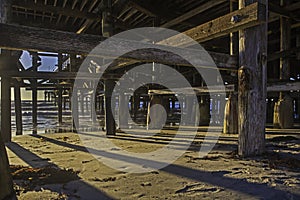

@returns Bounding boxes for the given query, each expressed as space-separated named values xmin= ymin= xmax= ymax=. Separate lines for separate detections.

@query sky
xmin=0 ymin=51 xmax=58 ymax=101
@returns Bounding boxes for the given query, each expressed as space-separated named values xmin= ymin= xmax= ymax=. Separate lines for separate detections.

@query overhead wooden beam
xmin=128 ymin=0 xmax=194 ymax=26
xmin=0 ymin=23 xmax=237 ymax=69
xmin=267 ymin=81 xmax=300 ymax=92
xmin=12 ymin=0 xmax=101 ymax=21
xmin=12 ymin=15 xmax=79 ymax=32
xmin=269 ymin=2 xmax=290 ymax=18
xmin=286 ymin=1 xmax=300 ymax=11
xmin=161 ymin=0 xmax=227 ymax=28
xmin=76 ymin=1 xmax=103 ymax=34
xmin=0 ymin=71 xmax=121 ymax=80
xmin=268 ymin=47 xmax=300 ymax=62
xmin=0 ymin=23 xmax=105 ymax=54
xmin=161 ymin=2 xmax=266 ymax=46
xmin=128 ymin=0 xmax=156 ymax=17
xmin=149 ymin=84 xmax=235 ymax=95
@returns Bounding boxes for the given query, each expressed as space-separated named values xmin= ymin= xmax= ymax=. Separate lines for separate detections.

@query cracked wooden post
xmin=238 ymin=0 xmax=268 ymax=156
xmin=273 ymin=0 xmax=293 ymax=129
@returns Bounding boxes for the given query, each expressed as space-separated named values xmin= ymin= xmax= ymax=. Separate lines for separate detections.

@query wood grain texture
xmin=238 ymin=0 xmax=268 ymax=157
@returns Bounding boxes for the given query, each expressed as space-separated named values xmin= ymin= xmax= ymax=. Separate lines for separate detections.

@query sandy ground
xmin=5 ymin=127 xmax=300 ymax=200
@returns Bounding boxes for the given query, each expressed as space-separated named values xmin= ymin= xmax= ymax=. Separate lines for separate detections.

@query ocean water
xmin=8 ymin=100 xmax=104 ymax=136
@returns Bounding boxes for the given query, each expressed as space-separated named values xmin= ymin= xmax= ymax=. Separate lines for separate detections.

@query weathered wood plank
xmin=238 ymin=0 xmax=268 ymax=157
xmin=0 ymin=23 xmax=237 ymax=69
xmin=0 ymin=23 xmax=104 ymax=54
xmin=161 ymin=2 xmax=266 ymax=46
xmin=12 ymin=0 xmax=101 ymax=21
xmin=160 ymin=0 xmax=227 ymax=28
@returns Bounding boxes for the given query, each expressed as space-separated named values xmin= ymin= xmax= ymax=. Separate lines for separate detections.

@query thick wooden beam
xmin=0 ymin=71 xmax=121 ymax=80
xmin=161 ymin=2 xmax=266 ymax=46
xmin=12 ymin=0 xmax=101 ymax=21
xmin=0 ymin=23 xmax=237 ymax=69
xmin=238 ymin=0 xmax=268 ymax=157
xmin=0 ymin=23 xmax=105 ymax=54
xmin=161 ymin=0 xmax=227 ymax=28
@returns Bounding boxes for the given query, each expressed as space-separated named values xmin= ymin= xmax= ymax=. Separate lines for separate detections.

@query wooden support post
xmin=31 ymin=52 xmax=38 ymax=134
xmin=104 ymin=79 xmax=116 ymax=135
xmin=100 ymin=96 xmax=104 ymax=115
xmin=0 ymin=32 xmax=23 ymax=140
xmin=0 ymin=0 xmax=17 ymax=198
xmin=14 ymin=82 xmax=22 ymax=135
xmin=69 ymin=54 xmax=78 ymax=132
xmin=57 ymin=54 xmax=63 ymax=127
xmin=274 ymin=0 xmax=293 ymax=129
xmin=72 ymin=89 xmax=79 ymax=132
xmin=133 ymin=95 xmax=139 ymax=122
xmin=119 ymin=93 xmax=129 ymax=129
xmin=238 ymin=0 xmax=268 ymax=156
xmin=80 ymin=93 xmax=85 ymax=115
xmin=224 ymin=0 xmax=239 ymax=134
xmin=198 ymin=96 xmax=210 ymax=126
xmin=223 ymin=94 xmax=238 ymax=134
xmin=185 ymin=95 xmax=196 ymax=126
xmin=1 ymin=74 xmax=11 ymax=142
xmin=85 ymin=96 xmax=89 ymax=115
xmin=297 ymin=29 xmax=300 ymax=60
xmin=0 ymin=133 xmax=15 ymax=200
xmin=91 ymin=94 xmax=97 ymax=124
xmin=147 ymin=95 xmax=165 ymax=130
